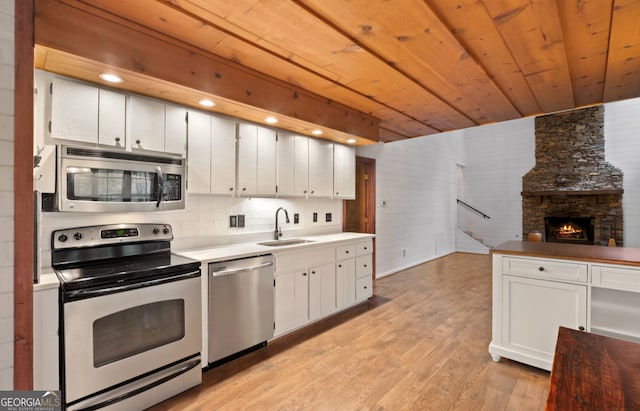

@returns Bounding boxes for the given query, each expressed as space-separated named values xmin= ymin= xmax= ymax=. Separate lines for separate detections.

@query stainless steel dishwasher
xmin=208 ymin=254 xmax=274 ymax=364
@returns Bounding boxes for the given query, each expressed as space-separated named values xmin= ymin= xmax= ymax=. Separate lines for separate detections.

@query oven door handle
xmin=210 ymin=261 xmax=273 ymax=277
xmin=72 ymin=357 xmax=201 ymax=411
xmin=66 ymin=270 xmax=200 ymax=300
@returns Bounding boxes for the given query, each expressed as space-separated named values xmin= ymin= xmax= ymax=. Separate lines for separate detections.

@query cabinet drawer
xmin=356 ymin=276 xmax=373 ymax=301
xmin=275 ymin=247 xmax=334 ymax=273
xmin=592 ymin=265 xmax=640 ymax=292
xmin=336 ymin=244 xmax=356 ymax=260
xmin=356 ymin=240 xmax=372 ymax=256
xmin=356 ymin=255 xmax=373 ymax=278
xmin=502 ymin=256 xmax=587 ymax=283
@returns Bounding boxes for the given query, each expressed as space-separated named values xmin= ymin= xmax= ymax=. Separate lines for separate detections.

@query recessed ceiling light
xmin=347 ymin=138 xmax=357 ymax=144
xmin=265 ymin=116 xmax=278 ymax=124
xmin=311 ymin=129 xmax=323 ymax=135
xmin=199 ymin=99 xmax=215 ymax=107
xmin=99 ymin=73 xmax=123 ymax=83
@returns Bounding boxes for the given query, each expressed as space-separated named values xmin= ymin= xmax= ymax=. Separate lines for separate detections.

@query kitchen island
xmin=489 ymin=241 xmax=640 ymax=371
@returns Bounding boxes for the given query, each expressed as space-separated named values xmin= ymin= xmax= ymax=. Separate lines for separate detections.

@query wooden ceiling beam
xmin=34 ymin=0 xmax=381 ymax=142
xmin=603 ymin=0 xmax=640 ymax=102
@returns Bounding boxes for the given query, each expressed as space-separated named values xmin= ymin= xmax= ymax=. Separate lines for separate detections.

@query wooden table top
xmin=492 ymin=240 xmax=640 ymax=266
xmin=546 ymin=327 xmax=640 ymax=410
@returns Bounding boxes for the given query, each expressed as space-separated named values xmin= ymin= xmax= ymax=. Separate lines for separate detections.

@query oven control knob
xmin=162 ymin=227 xmax=170 ymax=235
xmin=73 ymin=232 xmax=83 ymax=241
xmin=152 ymin=227 xmax=160 ymax=235
xmin=58 ymin=234 xmax=68 ymax=243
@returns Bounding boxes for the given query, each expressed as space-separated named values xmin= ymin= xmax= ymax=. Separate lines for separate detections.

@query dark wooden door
xmin=343 ymin=157 xmax=375 ymax=234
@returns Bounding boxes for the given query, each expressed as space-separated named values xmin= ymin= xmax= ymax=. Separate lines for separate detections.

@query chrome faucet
xmin=274 ymin=207 xmax=290 ymax=240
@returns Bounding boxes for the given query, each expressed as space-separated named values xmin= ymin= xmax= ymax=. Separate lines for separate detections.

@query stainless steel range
xmin=52 ymin=223 xmax=202 ymax=411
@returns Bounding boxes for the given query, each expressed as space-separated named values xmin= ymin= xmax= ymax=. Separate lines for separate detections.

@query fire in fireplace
xmin=544 ymin=217 xmax=595 ymax=244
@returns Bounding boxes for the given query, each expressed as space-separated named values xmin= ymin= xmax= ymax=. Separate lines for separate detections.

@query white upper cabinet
xmin=186 ymin=110 xmax=212 ymax=194
xmin=276 ymin=131 xmax=309 ymax=197
xmin=164 ymin=104 xmax=188 ymax=156
xmin=50 ymin=77 xmax=99 ymax=144
xmin=294 ymin=136 xmax=310 ymax=197
xmin=97 ymin=89 xmax=126 ymax=148
xmin=333 ymin=143 xmax=356 ymax=199
xmin=187 ymin=111 xmax=237 ymax=195
xmin=237 ymin=123 xmax=276 ymax=197
xmin=276 ymin=131 xmax=296 ymax=196
xmin=128 ymin=96 xmax=166 ymax=153
xmin=308 ymin=138 xmax=334 ymax=198
xmin=210 ymin=115 xmax=237 ymax=195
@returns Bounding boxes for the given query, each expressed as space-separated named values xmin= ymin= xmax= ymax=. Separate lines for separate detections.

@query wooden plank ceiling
xmin=33 ymin=0 xmax=640 ymax=144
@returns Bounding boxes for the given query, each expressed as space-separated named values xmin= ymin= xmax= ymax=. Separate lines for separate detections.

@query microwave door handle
xmin=156 ymin=166 xmax=163 ymax=208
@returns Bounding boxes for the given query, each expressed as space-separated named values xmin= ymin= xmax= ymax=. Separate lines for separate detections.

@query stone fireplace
xmin=522 ymin=105 xmax=624 ymax=246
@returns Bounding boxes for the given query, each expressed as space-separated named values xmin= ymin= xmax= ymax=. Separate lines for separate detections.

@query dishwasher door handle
xmin=210 ymin=261 xmax=273 ymax=277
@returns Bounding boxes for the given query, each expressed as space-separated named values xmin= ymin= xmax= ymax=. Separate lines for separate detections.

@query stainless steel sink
xmin=258 ymin=239 xmax=314 ymax=247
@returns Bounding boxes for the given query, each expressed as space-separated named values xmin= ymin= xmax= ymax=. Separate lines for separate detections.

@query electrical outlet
xmin=294 ymin=213 xmax=299 ymax=224
xmin=313 ymin=212 xmax=318 ymax=222
xmin=229 ymin=215 xmax=237 ymax=228
xmin=325 ymin=212 xmax=332 ymax=222
xmin=237 ymin=214 xmax=245 ymax=228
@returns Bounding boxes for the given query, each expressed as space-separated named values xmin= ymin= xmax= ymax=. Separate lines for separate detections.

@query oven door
xmin=63 ymin=276 xmax=201 ymax=404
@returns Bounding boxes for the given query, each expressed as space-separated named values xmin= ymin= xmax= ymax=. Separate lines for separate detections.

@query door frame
xmin=343 ymin=156 xmax=376 ymax=280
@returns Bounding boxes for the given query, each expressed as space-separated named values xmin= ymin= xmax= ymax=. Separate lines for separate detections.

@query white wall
xmin=39 ymin=196 xmax=343 ymax=267
xmin=458 ymin=117 xmax=535 ymax=247
xmin=605 ymin=98 xmax=640 ymax=247
xmin=0 ymin=0 xmax=14 ymax=390
xmin=358 ymin=131 xmax=462 ymax=278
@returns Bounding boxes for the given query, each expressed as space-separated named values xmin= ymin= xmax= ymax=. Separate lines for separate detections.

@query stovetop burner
xmin=52 ymin=223 xmax=200 ymax=299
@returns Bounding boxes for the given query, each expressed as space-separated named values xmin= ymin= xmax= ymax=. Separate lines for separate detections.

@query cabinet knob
xmin=115 ymin=137 xmax=120 ymax=142
xmin=346 ymin=250 xmax=350 ymax=254
xmin=364 ymin=286 xmax=368 ymax=289
xmin=242 ymin=187 xmax=246 ymax=191
xmin=311 ymin=190 xmax=315 ymax=194
xmin=135 ymin=139 xmax=141 ymax=145
xmin=364 ymin=264 xmax=367 ymax=268
xmin=229 ymin=187 xmax=234 ymax=191
xmin=538 ymin=266 xmax=545 ymax=272
xmin=302 ymin=272 xmax=307 ymax=276
xmin=338 ymin=264 xmax=342 ymax=268
xmin=304 ymin=190 xmax=307 ymax=194
xmin=578 ymin=326 xmax=585 ymax=331
xmin=311 ymin=271 xmax=316 ymax=275
xmin=336 ymin=192 xmax=339 ymax=195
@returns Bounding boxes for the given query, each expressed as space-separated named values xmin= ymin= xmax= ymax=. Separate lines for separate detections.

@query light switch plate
xmin=237 ymin=214 xmax=245 ymax=228
xmin=229 ymin=215 xmax=237 ymax=228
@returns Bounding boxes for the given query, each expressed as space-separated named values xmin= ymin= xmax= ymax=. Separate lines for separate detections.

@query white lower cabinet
xmin=274 ymin=238 xmax=373 ymax=337
xmin=490 ymin=253 xmax=640 ymax=371
xmin=500 ymin=275 xmax=586 ymax=368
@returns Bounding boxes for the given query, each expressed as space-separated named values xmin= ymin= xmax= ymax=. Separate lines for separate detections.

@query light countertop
xmin=177 ymin=232 xmax=374 ymax=263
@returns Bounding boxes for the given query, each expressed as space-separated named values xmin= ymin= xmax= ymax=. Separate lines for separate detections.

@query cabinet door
xmin=237 ymin=123 xmax=257 ymax=196
xmin=186 ymin=111 xmax=211 ymax=194
xmin=256 ymin=126 xmax=277 ymax=196
xmin=502 ymin=275 xmax=587 ymax=366
xmin=210 ymin=115 xmax=237 ymax=196
xmin=164 ymin=105 xmax=187 ymax=156
xmin=50 ymin=77 xmax=99 ymax=143
xmin=356 ymin=276 xmax=373 ymax=301
xmin=309 ymin=263 xmax=336 ymax=320
xmin=97 ymin=89 xmax=126 ymax=148
xmin=129 ymin=96 xmax=165 ymax=152
xmin=333 ymin=144 xmax=356 ymax=199
xmin=308 ymin=138 xmax=334 ymax=197
xmin=336 ymin=258 xmax=356 ymax=309
xmin=274 ymin=272 xmax=295 ymax=336
xmin=294 ymin=136 xmax=309 ymax=197
xmin=293 ymin=270 xmax=310 ymax=328
xmin=276 ymin=131 xmax=296 ymax=196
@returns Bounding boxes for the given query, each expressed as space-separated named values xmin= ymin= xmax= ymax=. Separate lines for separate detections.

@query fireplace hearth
xmin=545 ymin=217 xmax=594 ymax=245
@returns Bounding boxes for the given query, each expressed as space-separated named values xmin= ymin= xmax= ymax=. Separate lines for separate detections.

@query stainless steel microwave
xmin=42 ymin=145 xmax=186 ymax=212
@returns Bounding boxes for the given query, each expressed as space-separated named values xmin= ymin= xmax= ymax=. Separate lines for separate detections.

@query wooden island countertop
xmin=546 ymin=327 xmax=640 ymax=410
xmin=492 ymin=241 xmax=640 ymax=267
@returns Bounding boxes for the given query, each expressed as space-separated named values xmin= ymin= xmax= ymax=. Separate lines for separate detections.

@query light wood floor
xmin=149 ymin=253 xmax=550 ymax=410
